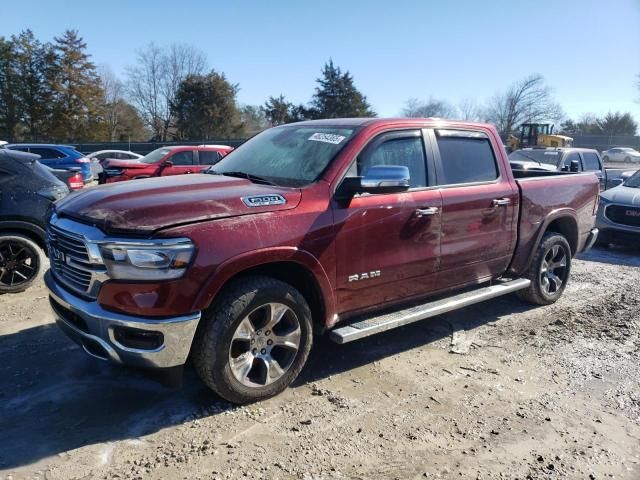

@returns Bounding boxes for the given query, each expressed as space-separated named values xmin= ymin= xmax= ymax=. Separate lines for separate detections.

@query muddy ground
xmin=0 ymin=246 xmax=639 ymax=480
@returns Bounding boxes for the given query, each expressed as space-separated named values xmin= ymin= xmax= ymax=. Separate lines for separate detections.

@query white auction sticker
xmin=308 ymin=132 xmax=346 ymax=144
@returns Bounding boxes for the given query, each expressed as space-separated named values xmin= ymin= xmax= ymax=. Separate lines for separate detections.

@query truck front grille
xmin=605 ymin=205 xmax=640 ymax=228
xmin=47 ymin=222 xmax=103 ymax=297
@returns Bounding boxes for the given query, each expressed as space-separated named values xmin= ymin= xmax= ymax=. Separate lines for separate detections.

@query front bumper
xmin=45 ymin=270 xmax=201 ymax=368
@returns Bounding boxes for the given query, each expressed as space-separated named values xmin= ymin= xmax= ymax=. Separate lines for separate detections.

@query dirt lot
xmin=1 ymin=246 xmax=639 ymax=480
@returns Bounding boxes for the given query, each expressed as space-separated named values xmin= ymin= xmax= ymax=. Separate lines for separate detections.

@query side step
xmin=329 ymin=278 xmax=531 ymax=344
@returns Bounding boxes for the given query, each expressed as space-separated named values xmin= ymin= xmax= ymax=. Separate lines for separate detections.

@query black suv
xmin=0 ymin=149 xmax=69 ymax=293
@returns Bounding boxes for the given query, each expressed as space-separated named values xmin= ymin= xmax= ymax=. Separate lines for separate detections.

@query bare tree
xmin=456 ymin=98 xmax=484 ymax=122
xmin=100 ymin=66 xmax=125 ymax=141
xmin=401 ymin=97 xmax=457 ymax=118
xmin=484 ymin=74 xmax=563 ymax=136
xmin=126 ymin=43 xmax=206 ymax=140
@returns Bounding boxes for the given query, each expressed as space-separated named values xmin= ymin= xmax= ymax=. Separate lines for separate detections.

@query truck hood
xmin=601 ymin=185 xmax=640 ymax=206
xmin=55 ymin=173 xmax=302 ymax=234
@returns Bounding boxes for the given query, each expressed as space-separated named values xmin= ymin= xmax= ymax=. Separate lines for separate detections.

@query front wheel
xmin=193 ymin=276 xmax=313 ymax=404
xmin=517 ymin=232 xmax=572 ymax=306
xmin=0 ymin=234 xmax=44 ymax=294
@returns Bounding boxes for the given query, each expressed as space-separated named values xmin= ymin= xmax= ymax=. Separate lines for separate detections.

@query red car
xmin=99 ymin=145 xmax=233 ymax=184
xmin=46 ymin=118 xmax=599 ymax=404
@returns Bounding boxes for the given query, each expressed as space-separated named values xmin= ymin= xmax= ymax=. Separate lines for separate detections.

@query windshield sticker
xmin=308 ymin=133 xmax=346 ymax=144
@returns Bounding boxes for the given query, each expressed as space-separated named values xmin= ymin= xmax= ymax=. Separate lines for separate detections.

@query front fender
xmin=191 ymin=247 xmax=337 ymax=327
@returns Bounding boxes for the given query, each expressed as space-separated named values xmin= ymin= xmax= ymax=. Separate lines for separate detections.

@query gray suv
xmin=596 ymin=169 xmax=640 ymax=246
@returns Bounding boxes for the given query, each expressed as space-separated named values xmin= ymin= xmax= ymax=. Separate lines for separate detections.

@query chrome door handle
xmin=415 ymin=207 xmax=439 ymax=217
xmin=493 ymin=198 xmax=511 ymax=207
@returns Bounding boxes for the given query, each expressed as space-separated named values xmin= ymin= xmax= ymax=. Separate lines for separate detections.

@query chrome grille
xmin=47 ymin=222 xmax=98 ymax=296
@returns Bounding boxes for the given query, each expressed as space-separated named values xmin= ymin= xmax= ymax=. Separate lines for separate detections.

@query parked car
xmin=87 ymin=149 xmax=143 ymax=178
xmin=98 ymin=145 xmax=233 ymax=184
xmin=45 ymin=118 xmax=599 ymax=404
xmin=0 ymin=149 xmax=69 ymax=293
xmin=601 ymin=147 xmax=640 ymax=163
xmin=596 ymin=169 xmax=640 ymax=246
xmin=509 ymin=147 xmax=607 ymax=189
xmin=5 ymin=144 xmax=93 ymax=182
xmin=49 ymin=167 xmax=84 ymax=191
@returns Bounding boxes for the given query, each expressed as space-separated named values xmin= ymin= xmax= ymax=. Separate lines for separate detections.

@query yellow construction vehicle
xmin=507 ymin=123 xmax=573 ymax=152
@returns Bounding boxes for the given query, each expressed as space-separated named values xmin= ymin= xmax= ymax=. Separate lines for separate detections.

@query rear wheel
xmin=193 ymin=276 xmax=313 ymax=404
xmin=517 ymin=232 xmax=571 ymax=305
xmin=0 ymin=234 xmax=43 ymax=294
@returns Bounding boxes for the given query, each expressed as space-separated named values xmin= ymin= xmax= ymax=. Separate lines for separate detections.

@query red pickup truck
xmin=99 ymin=145 xmax=233 ymax=184
xmin=45 ymin=118 xmax=599 ymax=404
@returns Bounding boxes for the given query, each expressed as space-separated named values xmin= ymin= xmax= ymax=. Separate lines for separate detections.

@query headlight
xmin=98 ymin=239 xmax=195 ymax=280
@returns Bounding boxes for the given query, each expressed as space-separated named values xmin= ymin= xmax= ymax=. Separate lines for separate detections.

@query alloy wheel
xmin=228 ymin=302 xmax=302 ymax=388
xmin=539 ymin=244 xmax=568 ymax=295
xmin=0 ymin=241 xmax=38 ymax=288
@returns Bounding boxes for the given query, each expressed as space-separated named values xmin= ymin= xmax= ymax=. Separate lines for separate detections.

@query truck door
xmin=161 ymin=150 xmax=196 ymax=176
xmin=430 ymin=129 xmax=518 ymax=289
xmin=333 ymin=129 xmax=442 ymax=315
xmin=196 ymin=150 xmax=222 ymax=172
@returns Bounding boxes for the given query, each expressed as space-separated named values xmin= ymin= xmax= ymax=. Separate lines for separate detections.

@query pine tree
xmin=308 ymin=60 xmax=375 ymax=119
xmin=171 ymin=71 xmax=240 ymax=139
xmin=50 ymin=30 xmax=105 ymax=141
xmin=0 ymin=37 xmax=19 ymax=141
xmin=12 ymin=30 xmax=58 ymax=140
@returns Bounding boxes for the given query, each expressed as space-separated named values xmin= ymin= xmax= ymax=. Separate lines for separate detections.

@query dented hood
xmin=55 ymin=173 xmax=301 ymax=234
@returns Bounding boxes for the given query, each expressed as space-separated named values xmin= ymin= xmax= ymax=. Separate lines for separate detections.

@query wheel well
xmin=546 ymin=217 xmax=578 ymax=255
xmin=0 ymin=227 xmax=46 ymax=250
xmin=224 ymin=262 xmax=327 ymax=332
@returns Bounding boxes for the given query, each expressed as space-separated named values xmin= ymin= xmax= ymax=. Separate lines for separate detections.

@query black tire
xmin=517 ymin=232 xmax=572 ymax=306
xmin=193 ymin=275 xmax=313 ymax=404
xmin=0 ymin=234 xmax=44 ymax=294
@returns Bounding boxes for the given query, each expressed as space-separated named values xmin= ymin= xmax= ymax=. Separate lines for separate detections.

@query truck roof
xmin=292 ymin=117 xmax=488 ymax=128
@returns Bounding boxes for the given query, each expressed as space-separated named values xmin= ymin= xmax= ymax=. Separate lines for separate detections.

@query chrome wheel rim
xmin=540 ymin=244 xmax=568 ymax=295
xmin=0 ymin=242 xmax=38 ymax=288
xmin=229 ymin=302 xmax=301 ymax=388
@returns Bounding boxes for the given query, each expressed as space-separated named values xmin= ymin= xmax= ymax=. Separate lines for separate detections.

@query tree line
xmin=0 ymin=29 xmax=637 ymax=143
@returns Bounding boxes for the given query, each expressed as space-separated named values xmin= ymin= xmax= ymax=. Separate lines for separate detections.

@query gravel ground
xmin=0 ymin=246 xmax=639 ymax=480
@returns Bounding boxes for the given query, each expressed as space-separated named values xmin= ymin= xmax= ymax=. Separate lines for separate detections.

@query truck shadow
xmin=0 ymin=294 xmax=531 ymax=470
xmin=578 ymin=245 xmax=640 ymax=267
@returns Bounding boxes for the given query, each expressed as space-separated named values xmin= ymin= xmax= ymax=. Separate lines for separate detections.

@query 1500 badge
xmin=348 ymin=270 xmax=381 ymax=282
xmin=242 ymin=194 xmax=287 ymax=207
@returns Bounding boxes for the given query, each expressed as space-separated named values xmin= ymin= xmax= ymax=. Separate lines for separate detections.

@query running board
xmin=329 ymin=278 xmax=531 ymax=344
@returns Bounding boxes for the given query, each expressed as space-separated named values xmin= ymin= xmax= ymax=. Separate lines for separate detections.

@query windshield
xmin=509 ymin=150 xmax=561 ymax=166
xmin=624 ymin=170 xmax=640 ymax=187
xmin=212 ymin=125 xmax=358 ymax=187
xmin=139 ymin=148 xmax=171 ymax=164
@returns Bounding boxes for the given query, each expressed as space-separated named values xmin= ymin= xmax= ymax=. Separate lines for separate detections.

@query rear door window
xmin=199 ymin=150 xmax=221 ymax=165
xmin=29 ymin=147 xmax=66 ymax=159
xmin=169 ymin=151 xmax=194 ymax=165
xmin=435 ymin=130 xmax=498 ymax=185
xmin=581 ymin=151 xmax=601 ymax=171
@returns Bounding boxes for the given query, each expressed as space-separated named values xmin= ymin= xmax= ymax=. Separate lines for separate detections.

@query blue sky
xmin=2 ymin=0 xmax=639 ymax=119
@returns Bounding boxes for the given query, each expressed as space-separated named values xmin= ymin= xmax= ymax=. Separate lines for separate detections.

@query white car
xmin=601 ymin=147 xmax=640 ymax=163
xmin=87 ymin=150 xmax=143 ymax=176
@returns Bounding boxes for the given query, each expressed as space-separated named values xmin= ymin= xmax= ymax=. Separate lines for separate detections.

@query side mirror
xmin=570 ymin=160 xmax=580 ymax=172
xmin=161 ymin=160 xmax=173 ymax=168
xmin=339 ymin=165 xmax=411 ymax=197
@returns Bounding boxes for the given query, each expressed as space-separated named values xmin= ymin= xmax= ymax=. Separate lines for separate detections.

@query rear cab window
xmin=581 ymin=151 xmax=602 ymax=171
xmin=434 ymin=130 xmax=498 ymax=185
